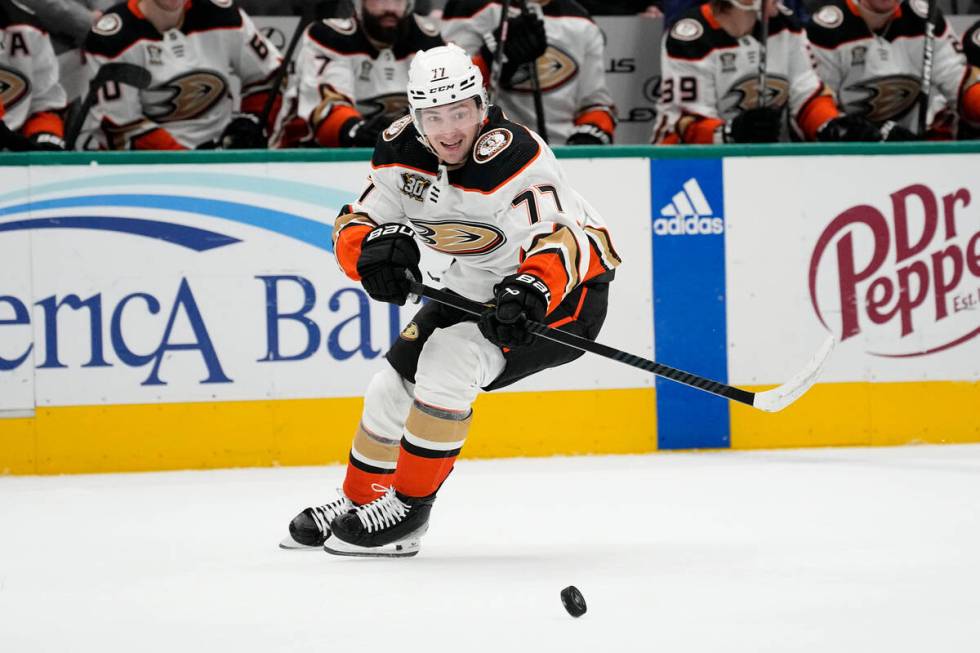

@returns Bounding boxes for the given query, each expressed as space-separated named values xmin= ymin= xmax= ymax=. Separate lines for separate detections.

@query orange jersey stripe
xmin=240 ymin=91 xmax=279 ymax=129
xmin=22 ymin=111 xmax=64 ymax=139
xmin=960 ymin=83 xmax=980 ymax=125
xmin=131 ymin=127 xmax=186 ymax=150
xmin=315 ymin=105 xmax=361 ymax=148
xmin=683 ymin=117 xmax=723 ymax=144
xmin=519 ymin=251 xmax=571 ymax=314
xmin=797 ymin=93 xmax=839 ymax=141
xmin=334 ymin=223 xmax=372 ymax=280
xmin=574 ymin=108 xmax=615 ymax=136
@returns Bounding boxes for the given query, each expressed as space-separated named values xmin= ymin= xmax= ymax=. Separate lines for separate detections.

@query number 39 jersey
xmin=652 ymin=2 xmax=838 ymax=143
xmin=805 ymin=0 xmax=980 ymax=131
xmin=332 ymin=106 xmax=621 ymax=310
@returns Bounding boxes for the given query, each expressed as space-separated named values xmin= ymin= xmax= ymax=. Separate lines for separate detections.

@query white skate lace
xmin=354 ymin=484 xmax=410 ymax=533
xmin=309 ymin=490 xmax=353 ymax=534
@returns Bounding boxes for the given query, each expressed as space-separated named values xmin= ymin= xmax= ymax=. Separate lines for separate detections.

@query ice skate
xmin=324 ymin=486 xmax=434 ymax=558
xmin=280 ymin=492 xmax=355 ymax=550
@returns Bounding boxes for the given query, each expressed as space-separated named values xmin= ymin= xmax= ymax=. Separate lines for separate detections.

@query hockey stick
xmin=757 ymin=1 xmax=769 ymax=108
xmin=65 ymin=63 xmax=152 ymax=150
xmin=517 ymin=0 xmax=549 ymax=143
xmin=258 ymin=3 xmax=323 ymax=131
xmin=917 ymin=0 xmax=938 ymax=136
xmin=408 ymin=282 xmax=835 ymax=413
xmin=488 ymin=0 xmax=514 ymax=103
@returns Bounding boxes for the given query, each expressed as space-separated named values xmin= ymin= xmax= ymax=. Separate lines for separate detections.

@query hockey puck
xmin=560 ymin=585 xmax=587 ymax=618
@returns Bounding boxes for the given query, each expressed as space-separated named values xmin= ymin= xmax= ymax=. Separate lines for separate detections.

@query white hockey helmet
xmin=407 ymin=44 xmax=488 ymax=138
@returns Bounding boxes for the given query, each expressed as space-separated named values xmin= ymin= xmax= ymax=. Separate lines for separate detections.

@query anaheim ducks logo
xmin=844 ymin=75 xmax=921 ymax=123
xmin=721 ymin=75 xmax=790 ymax=114
xmin=473 ymin=128 xmax=512 ymax=164
xmin=144 ymin=71 xmax=228 ymax=123
xmin=383 ymin=114 xmax=413 ymax=141
xmin=359 ymin=93 xmax=410 ymax=123
xmin=400 ymin=322 xmax=420 ymax=341
xmin=409 ymin=219 xmax=506 ymax=256
xmin=505 ymin=45 xmax=578 ymax=93
xmin=0 ymin=66 xmax=30 ymax=111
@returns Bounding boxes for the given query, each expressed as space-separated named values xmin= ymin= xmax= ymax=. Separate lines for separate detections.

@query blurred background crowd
xmin=1 ymin=0 xmax=979 ymax=151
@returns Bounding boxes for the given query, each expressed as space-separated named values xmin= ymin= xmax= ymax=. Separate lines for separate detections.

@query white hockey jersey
xmin=333 ymin=106 xmax=620 ymax=309
xmin=806 ymin=0 xmax=980 ymax=132
xmin=276 ymin=14 xmax=443 ymax=148
xmin=0 ymin=0 xmax=67 ymax=137
xmin=652 ymin=2 xmax=839 ymax=143
xmin=441 ymin=0 xmax=616 ymax=145
xmin=80 ymin=0 xmax=281 ymax=150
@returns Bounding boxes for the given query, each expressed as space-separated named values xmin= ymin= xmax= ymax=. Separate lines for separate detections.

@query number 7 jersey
xmin=332 ymin=106 xmax=621 ymax=311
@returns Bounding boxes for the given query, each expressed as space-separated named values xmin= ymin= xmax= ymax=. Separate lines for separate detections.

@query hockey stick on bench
xmin=408 ymin=282 xmax=835 ymax=413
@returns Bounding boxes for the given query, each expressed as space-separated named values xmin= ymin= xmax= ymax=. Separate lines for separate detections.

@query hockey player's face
xmin=362 ymin=0 xmax=408 ymax=41
xmin=150 ymin=0 xmax=185 ymax=11
xmin=860 ymin=0 xmax=899 ymax=13
xmin=418 ymin=99 xmax=482 ymax=165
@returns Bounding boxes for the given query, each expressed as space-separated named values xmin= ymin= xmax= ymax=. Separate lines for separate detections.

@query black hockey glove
xmin=478 ymin=273 xmax=550 ymax=348
xmin=220 ymin=113 xmax=268 ymax=149
xmin=339 ymin=113 xmax=391 ymax=148
xmin=566 ymin=124 xmax=612 ymax=146
xmin=356 ymin=224 xmax=421 ymax=306
xmin=878 ymin=120 xmax=918 ymax=142
xmin=724 ymin=106 xmax=783 ymax=143
xmin=499 ymin=11 xmax=547 ymax=67
xmin=816 ymin=114 xmax=881 ymax=142
xmin=0 ymin=121 xmax=31 ymax=151
xmin=29 ymin=133 xmax=66 ymax=151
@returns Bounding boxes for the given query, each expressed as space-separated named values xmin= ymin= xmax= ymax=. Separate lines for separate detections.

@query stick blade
xmin=752 ymin=334 xmax=836 ymax=413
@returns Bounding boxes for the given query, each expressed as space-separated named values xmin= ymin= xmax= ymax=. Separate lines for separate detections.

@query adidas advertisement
xmin=653 ymin=176 xmax=724 ymax=236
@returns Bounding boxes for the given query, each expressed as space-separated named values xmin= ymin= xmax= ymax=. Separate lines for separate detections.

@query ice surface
xmin=2 ymin=445 xmax=980 ymax=652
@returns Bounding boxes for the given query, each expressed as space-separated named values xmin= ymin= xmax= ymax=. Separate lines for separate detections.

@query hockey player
xmin=0 ymin=0 xmax=68 ymax=150
xmin=276 ymin=0 xmax=443 ymax=149
xmin=651 ymin=0 xmax=882 ymax=144
xmin=961 ymin=18 xmax=980 ymax=139
xmin=441 ymin=0 xmax=617 ymax=145
xmin=283 ymin=43 xmax=620 ymax=557
xmin=79 ymin=0 xmax=282 ymax=150
xmin=806 ymin=0 xmax=980 ymax=139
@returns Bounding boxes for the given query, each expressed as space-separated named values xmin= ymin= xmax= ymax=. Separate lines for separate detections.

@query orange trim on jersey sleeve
xmin=960 ymin=83 xmax=980 ymax=125
xmin=548 ymin=287 xmax=588 ymax=330
xmin=315 ymin=105 xmax=361 ymax=147
xmin=682 ymin=117 xmax=723 ymax=144
xmin=518 ymin=253 xmax=571 ymax=314
xmin=0 ymin=100 xmax=6 ymax=119
xmin=797 ymin=94 xmax=840 ymax=141
xmin=21 ymin=112 xmax=64 ymax=139
xmin=701 ymin=3 xmax=721 ymax=29
xmin=574 ymin=109 xmax=614 ymax=135
xmin=334 ymin=223 xmax=372 ymax=280
xmin=131 ymin=127 xmax=186 ymax=150
xmin=473 ymin=53 xmax=491 ymax=87
xmin=241 ymin=91 xmax=279 ymax=129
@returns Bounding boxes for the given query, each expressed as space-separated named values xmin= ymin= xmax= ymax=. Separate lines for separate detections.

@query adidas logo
xmin=653 ymin=177 xmax=724 ymax=236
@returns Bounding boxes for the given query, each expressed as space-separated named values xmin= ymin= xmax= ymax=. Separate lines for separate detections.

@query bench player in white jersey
xmin=0 ymin=0 xmax=67 ymax=151
xmin=441 ymin=0 xmax=616 ymax=145
xmin=276 ymin=0 xmax=443 ymax=148
xmin=282 ymin=43 xmax=620 ymax=557
xmin=652 ymin=0 xmax=886 ymax=144
xmin=806 ymin=0 xmax=980 ymax=140
xmin=961 ymin=18 xmax=980 ymax=139
xmin=79 ymin=0 xmax=281 ymax=150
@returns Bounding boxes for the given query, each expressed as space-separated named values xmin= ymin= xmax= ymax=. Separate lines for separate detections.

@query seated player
xmin=276 ymin=0 xmax=443 ymax=148
xmin=0 ymin=0 xmax=68 ymax=150
xmin=806 ymin=0 xmax=980 ymax=140
xmin=441 ymin=0 xmax=617 ymax=145
xmin=651 ymin=0 xmax=882 ymax=144
xmin=954 ymin=16 xmax=980 ymax=139
xmin=79 ymin=0 xmax=281 ymax=150
xmin=282 ymin=44 xmax=621 ymax=557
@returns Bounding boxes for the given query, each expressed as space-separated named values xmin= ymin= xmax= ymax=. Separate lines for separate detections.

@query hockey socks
xmin=343 ymin=423 xmax=401 ymax=505
xmin=393 ymin=400 xmax=472 ymax=498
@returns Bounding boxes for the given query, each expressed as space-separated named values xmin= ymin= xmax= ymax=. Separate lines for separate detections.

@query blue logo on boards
xmin=650 ymin=159 xmax=730 ymax=449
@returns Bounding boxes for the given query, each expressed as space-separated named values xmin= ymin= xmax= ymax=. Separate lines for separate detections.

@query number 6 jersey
xmin=333 ymin=106 xmax=621 ymax=310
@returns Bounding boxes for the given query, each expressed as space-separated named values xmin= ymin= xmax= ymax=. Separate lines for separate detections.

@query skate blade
xmin=279 ymin=534 xmax=326 ymax=550
xmin=323 ymin=530 xmax=423 ymax=559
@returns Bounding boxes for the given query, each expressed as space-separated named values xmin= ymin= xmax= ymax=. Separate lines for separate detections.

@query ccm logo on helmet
xmin=430 ymin=84 xmax=456 ymax=93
